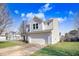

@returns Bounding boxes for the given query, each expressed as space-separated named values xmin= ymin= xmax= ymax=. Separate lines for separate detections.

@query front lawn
xmin=0 ymin=41 xmax=18 ymax=48
xmin=32 ymin=42 xmax=79 ymax=56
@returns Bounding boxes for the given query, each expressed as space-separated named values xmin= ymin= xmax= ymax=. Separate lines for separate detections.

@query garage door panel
xmin=29 ymin=33 xmax=51 ymax=44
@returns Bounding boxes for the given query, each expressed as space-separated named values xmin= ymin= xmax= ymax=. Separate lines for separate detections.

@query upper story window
xmin=33 ymin=23 xmax=38 ymax=29
xmin=33 ymin=24 xmax=35 ymax=29
xmin=36 ymin=23 xmax=38 ymax=29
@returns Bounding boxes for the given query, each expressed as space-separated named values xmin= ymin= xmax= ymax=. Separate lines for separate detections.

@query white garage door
xmin=29 ymin=33 xmax=51 ymax=45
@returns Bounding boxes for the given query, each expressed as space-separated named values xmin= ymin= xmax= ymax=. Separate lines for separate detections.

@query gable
xmin=32 ymin=16 xmax=43 ymax=24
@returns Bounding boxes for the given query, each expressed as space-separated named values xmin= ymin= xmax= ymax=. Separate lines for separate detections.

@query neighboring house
xmin=0 ymin=32 xmax=7 ymax=41
xmin=0 ymin=31 xmax=22 ymax=41
xmin=7 ymin=31 xmax=22 ymax=40
xmin=24 ymin=16 xmax=60 ymax=45
xmin=0 ymin=35 xmax=6 ymax=41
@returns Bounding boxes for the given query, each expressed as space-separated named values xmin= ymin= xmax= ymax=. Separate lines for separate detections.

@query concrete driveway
xmin=0 ymin=44 xmax=46 ymax=56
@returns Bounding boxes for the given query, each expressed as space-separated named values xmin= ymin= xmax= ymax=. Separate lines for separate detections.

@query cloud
xmin=21 ymin=13 xmax=25 ymax=17
xmin=58 ymin=17 xmax=67 ymax=23
xmin=14 ymin=10 xmax=19 ymax=14
xmin=34 ymin=13 xmax=45 ymax=20
xmin=69 ymin=11 xmax=73 ymax=15
xmin=21 ymin=4 xmax=53 ymax=21
xmin=26 ymin=12 xmax=45 ymax=21
xmin=26 ymin=12 xmax=34 ymax=18
xmin=58 ymin=18 xmax=64 ymax=22
xmin=38 ymin=3 xmax=52 ymax=12
xmin=20 ymin=3 xmax=53 ymax=21
xmin=26 ymin=12 xmax=34 ymax=21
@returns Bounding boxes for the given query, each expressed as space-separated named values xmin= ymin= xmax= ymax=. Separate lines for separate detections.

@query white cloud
xmin=14 ymin=10 xmax=19 ymax=14
xmin=21 ymin=13 xmax=25 ymax=17
xmin=20 ymin=3 xmax=53 ymax=21
xmin=26 ymin=12 xmax=45 ymax=21
xmin=26 ymin=12 xmax=34 ymax=21
xmin=34 ymin=13 xmax=45 ymax=20
xmin=58 ymin=17 xmax=67 ymax=23
xmin=58 ymin=18 xmax=64 ymax=22
xmin=39 ymin=3 xmax=52 ymax=12
xmin=69 ymin=11 xmax=73 ymax=15
xmin=26 ymin=12 xmax=34 ymax=18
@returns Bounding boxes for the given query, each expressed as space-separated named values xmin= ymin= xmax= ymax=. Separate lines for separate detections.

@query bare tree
xmin=19 ymin=20 xmax=26 ymax=42
xmin=0 ymin=3 xmax=12 ymax=35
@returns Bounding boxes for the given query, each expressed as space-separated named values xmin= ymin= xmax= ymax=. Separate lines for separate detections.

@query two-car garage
xmin=27 ymin=31 xmax=52 ymax=45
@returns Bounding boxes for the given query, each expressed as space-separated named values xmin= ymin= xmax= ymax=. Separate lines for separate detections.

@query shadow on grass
xmin=33 ymin=48 xmax=69 ymax=56
xmin=32 ymin=46 xmax=79 ymax=56
xmin=0 ymin=41 xmax=7 ymax=43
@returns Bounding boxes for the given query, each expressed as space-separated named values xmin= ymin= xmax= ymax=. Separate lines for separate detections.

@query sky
xmin=6 ymin=3 xmax=79 ymax=35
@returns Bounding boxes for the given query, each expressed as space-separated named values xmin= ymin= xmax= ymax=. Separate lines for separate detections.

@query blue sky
xmin=6 ymin=3 xmax=79 ymax=35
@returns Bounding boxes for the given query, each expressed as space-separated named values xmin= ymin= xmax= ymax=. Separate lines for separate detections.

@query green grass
xmin=0 ymin=41 xmax=18 ymax=48
xmin=32 ymin=42 xmax=79 ymax=56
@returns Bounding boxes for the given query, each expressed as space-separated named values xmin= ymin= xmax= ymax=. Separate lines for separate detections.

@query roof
xmin=32 ymin=16 xmax=44 ymax=23
xmin=27 ymin=29 xmax=52 ymax=34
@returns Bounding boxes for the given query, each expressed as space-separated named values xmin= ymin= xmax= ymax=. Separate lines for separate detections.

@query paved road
xmin=0 ymin=44 xmax=45 ymax=56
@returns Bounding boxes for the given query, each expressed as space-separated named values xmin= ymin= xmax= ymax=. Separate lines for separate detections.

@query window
xmin=36 ymin=23 xmax=38 ymax=29
xmin=33 ymin=24 xmax=35 ymax=29
xmin=33 ymin=23 xmax=38 ymax=29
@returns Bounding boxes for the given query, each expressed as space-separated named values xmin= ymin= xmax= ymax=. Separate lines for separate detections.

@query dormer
xmin=29 ymin=16 xmax=44 ymax=32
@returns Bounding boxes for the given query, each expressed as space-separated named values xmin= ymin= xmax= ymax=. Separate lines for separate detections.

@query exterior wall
xmin=41 ymin=22 xmax=45 ymax=30
xmin=44 ymin=22 xmax=53 ymax=30
xmin=51 ymin=19 xmax=60 ymax=44
xmin=25 ymin=17 xmax=60 ymax=45
xmin=48 ymin=21 xmax=53 ymax=29
xmin=29 ymin=19 xmax=43 ymax=32
xmin=28 ymin=32 xmax=52 ymax=45
xmin=44 ymin=23 xmax=49 ymax=30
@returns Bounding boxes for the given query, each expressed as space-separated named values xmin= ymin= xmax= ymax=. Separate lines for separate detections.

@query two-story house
xmin=25 ymin=16 xmax=60 ymax=45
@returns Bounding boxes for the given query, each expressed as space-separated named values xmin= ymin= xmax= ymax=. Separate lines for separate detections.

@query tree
xmin=65 ymin=33 xmax=71 ymax=41
xmin=19 ymin=20 xmax=27 ymax=42
xmin=64 ymin=29 xmax=79 ymax=42
xmin=0 ymin=3 xmax=12 ymax=35
xmin=69 ymin=30 xmax=78 ymax=36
